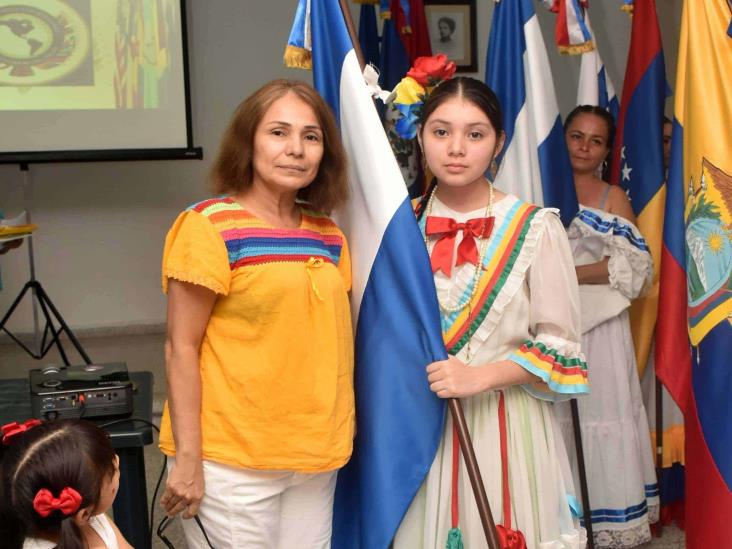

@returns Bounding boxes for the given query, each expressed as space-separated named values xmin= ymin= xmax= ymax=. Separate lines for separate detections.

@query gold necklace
xmin=422 ymin=182 xmax=494 ymax=314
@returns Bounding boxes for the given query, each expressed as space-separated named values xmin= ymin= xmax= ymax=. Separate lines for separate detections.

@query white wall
xmin=0 ymin=0 xmax=681 ymax=333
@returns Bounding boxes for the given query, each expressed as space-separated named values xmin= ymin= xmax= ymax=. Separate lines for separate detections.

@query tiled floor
xmin=1 ymin=332 xmax=685 ymax=548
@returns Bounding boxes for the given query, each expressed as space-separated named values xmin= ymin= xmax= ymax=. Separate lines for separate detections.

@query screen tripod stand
xmin=0 ymin=164 xmax=91 ymax=365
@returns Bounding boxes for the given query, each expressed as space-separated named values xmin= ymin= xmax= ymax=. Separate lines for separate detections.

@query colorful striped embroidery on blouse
xmin=508 ymin=340 xmax=588 ymax=396
xmin=190 ymin=198 xmax=344 ymax=269
xmin=434 ymin=200 xmax=540 ymax=354
xmin=576 ymin=209 xmax=649 ymax=252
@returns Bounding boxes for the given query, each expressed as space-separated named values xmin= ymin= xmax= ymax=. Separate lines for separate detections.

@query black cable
xmin=195 ymin=515 xmax=216 ymax=549
xmin=97 ymin=417 xmax=161 ymax=543
xmin=98 ymin=417 xmax=160 ymax=432
xmin=150 ymin=452 xmax=166 ymax=544
xmin=97 ymin=417 xmax=214 ymax=548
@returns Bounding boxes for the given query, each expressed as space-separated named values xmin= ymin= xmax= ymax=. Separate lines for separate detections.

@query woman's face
xmin=251 ymin=92 xmax=325 ymax=195
xmin=565 ymin=112 xmax=610 ymax=176
xmin=420 ymin=96 xmax=504 ymax=190
xmin=438 ymin=21 xmax=451 ymax=39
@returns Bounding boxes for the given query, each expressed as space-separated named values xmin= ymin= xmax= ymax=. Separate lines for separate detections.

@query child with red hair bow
xmin=0 ymin=419 xmax=132 ymax=549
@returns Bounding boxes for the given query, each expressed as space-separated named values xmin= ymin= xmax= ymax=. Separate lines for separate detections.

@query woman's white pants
xmin=168 ymin=458 xmax=337 ymax=549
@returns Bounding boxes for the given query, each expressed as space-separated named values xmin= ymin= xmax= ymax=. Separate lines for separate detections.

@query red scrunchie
xmin=33 ymin=487 xmax=83 ymax=517
xmin=1 ymin=419 xmax=42 ymax=445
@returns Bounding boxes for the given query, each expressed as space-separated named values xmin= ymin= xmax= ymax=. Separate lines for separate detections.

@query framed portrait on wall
xmin=424 ymin=0 xmax=477 ymax=72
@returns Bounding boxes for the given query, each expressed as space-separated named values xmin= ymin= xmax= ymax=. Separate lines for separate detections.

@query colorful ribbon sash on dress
xmin=437 ymin=201 xmax=540 ymax=354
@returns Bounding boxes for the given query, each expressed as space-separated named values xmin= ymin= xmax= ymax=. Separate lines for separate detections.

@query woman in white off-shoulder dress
xmin=554 ymin=106 xmax=659 ymax=549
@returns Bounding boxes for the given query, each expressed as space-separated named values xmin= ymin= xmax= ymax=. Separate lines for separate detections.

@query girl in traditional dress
xmin=0 ymin=419 xmax=132 ymax=549
xmin=394 ymin=76 xmax=588 ymax=549
xmin=554 ymin=105 xmax=658 ymax=548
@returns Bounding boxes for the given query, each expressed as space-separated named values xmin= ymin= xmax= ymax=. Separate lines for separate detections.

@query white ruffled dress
xmin=395 ymin=194 xmax=589 ymax=549
xmin=554 ymin=206 xmax=659 ymax=548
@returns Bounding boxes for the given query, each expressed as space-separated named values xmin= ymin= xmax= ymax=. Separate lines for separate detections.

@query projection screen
xmin=0 ymin=0 xmax=201 ymax=163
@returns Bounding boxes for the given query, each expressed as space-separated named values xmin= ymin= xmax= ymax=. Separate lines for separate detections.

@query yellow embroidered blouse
xmin=159 ymin=197 xmax=354 ymax=472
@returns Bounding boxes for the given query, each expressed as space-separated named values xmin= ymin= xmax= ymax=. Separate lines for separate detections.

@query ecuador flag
xmin=656 ymin=1 xmax=732 ymax=545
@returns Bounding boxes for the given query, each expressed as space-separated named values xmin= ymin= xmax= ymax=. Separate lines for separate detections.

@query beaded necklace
xmin=423 ymin=182 xmax=494 ymax=360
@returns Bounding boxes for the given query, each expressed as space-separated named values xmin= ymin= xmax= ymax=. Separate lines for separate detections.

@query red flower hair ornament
xmin=405 ymin=53 xmax=457 ymax=88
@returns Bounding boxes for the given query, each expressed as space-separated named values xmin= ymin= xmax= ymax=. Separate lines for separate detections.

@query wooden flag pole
xmin=654 ymin=376 xmax=664 ymax=537
xmin=449 ymin=397 xmax=502 ymax=548
xmin=335 ymin=2 xmax=500 ymax=547
xmin=571 ymin=398 xmax=595 ymax=548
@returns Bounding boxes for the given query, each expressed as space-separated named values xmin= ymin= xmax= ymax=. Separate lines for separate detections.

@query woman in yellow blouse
xmin=158 ymin=80 xmax=353 ymax=548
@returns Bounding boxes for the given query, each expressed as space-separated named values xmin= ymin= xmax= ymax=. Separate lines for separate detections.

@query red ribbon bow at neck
xmin=1 ymin=419 xmax=42 ymax=445
xmin=425 ymin=216 xmax=495 ymax=277
xmin=33 ymin=487 xmax=83 ymax=517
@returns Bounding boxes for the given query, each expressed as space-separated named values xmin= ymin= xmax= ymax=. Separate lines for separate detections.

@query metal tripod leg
xmin=0 ymin=280 xmax=92 ymax=365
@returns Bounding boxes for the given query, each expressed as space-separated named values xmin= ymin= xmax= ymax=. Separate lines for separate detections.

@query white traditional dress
xmin=395 ymin=193 xmax=589 ymax=549
xmin=23 ymin=514 xmax=119 ymax=549
xmin=554 ymin=205 xmax=659 ymax=548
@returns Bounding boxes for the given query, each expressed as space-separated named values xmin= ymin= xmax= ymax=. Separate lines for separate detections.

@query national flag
xmin=609 ymin=0 xmax=667 ymax=377
xmin=379 ymin=1 xmax=411 ymax=90
xmin=355 ymin=0 xmax=381 ymax=69
xmin=380 ymin=0 xmax=430 ymax=195
xmin=609 ymin=0 xmax=683 ymax=524
xmin=543 ymin=1 xmax=619 ymax=119
xmin=393 ymin=0 xmax=432 ymax=62
xmin=485 ymin=0 xmax=578 ymax=226
xmin=285 ymin=2 xmax=448 ymax=548
xmin=656 ymin=2 xmax=732 ymax=545
xmin=574 ymin=7 xmax=619 ymax=119
xmin=542 ymin=0 xmax=593 ymax=54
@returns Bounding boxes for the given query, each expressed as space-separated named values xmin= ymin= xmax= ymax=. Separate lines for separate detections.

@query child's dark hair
xmin=415 ymin=77 xmax=504 ymax=220
xmin=0 ymin=419 xmax=116 ymax=549
xmin=564 ymin=105 xmax=616 ymax=148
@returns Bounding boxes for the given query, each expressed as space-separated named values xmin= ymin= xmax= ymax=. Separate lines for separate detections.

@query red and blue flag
xmin=610 ymin=0 xmax=668 ymax=376
xmin=656 ymin=1 xmax=732 ymax=545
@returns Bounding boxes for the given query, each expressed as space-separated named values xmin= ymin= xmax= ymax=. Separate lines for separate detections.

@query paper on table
xmin=0 ymin=211 xmax=36 ymax=240
xmin=0 ymin=211 xmax=28 ymax=227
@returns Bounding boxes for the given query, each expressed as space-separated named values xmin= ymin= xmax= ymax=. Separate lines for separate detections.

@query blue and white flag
xmin=576 ymin=9 xmax=619 ymax=119
xmin=485 ymin=0 xmax=578 ymax=225
xmin=286 ymin=2 xmax=447 ymax=548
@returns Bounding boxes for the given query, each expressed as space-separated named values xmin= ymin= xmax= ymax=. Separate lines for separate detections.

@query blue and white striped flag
xmin=485 ymin=0 xmax=578 ymax=225
xmin=286 ymin=2 xmax=447 ymax=547
xmin=576 ymin=8 xmax=619 ymax=119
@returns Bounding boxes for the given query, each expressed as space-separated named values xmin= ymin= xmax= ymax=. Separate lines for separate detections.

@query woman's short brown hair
xmin=209 ymin=79 xmax=349 ymax=214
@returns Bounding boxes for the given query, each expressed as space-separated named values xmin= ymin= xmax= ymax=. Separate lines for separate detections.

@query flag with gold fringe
xmin=286 ymin=2 xmax=448 ymax=547
xmin=542 ymin=0 xmax=594 ymax=54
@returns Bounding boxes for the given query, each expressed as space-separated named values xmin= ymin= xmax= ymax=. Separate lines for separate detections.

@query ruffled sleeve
xmin=570 ymin=208 xmax=653 ymax=300
xmin=162 ymin=210 xmax=231 ymax=295
xmin=506 ymin=211 xmax=589 ymax=401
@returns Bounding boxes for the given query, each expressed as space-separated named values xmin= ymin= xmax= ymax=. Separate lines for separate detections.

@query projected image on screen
xmin=114 ymin=0 xmax=175 ymax=109
xmin=0 ymin=0 xmax=192 ymax=156
xmin=0 ymin=0 xmax=92 ymax=89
